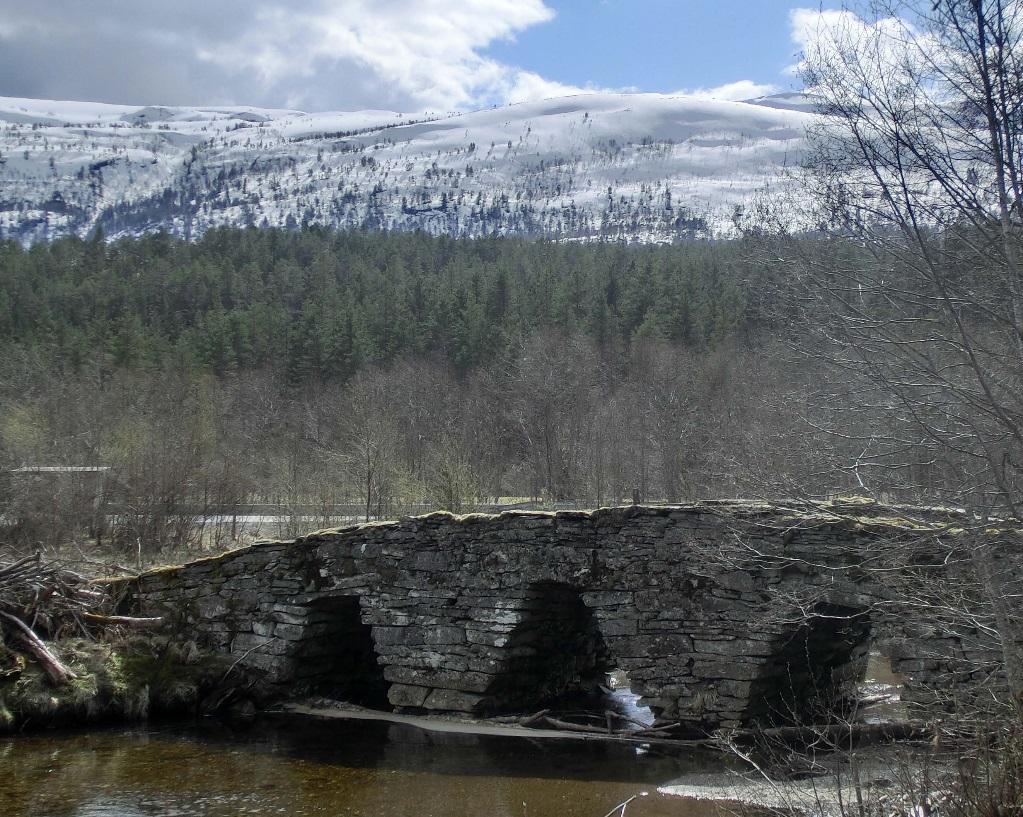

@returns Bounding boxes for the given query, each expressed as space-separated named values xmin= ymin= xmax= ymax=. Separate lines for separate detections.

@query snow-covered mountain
xmin=0 ymin=92 xmax=815 ymax=244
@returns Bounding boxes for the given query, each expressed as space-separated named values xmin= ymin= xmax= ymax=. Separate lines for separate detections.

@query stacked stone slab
xmin=114 ymin=501 xmax=1019 ymax=731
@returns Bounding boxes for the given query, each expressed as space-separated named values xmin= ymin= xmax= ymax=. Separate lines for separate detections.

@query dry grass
xmin=0 ymin=636 xmax=232 ymax=732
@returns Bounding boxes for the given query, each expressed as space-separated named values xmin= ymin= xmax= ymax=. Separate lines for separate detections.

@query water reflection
xmin=0 ymin=716 xmax=736 ymax=817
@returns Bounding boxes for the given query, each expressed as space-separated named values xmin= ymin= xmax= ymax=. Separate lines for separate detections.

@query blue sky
xmin=486 ymin=1 xmax=845 ymax=97
xmin=0 ymin=0 xmax=850 ymax=111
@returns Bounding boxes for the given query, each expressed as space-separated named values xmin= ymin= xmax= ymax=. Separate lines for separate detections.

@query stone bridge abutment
xmin=118 ymin=501 xmax=1015 ymax=731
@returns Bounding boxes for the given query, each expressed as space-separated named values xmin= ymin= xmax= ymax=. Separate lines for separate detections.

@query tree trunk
xmin=0 ymin=612 xmax=77 ymax=686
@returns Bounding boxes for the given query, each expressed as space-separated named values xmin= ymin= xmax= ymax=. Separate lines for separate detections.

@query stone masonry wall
xmin=118 ymin=501 xmax=1019 ymax=731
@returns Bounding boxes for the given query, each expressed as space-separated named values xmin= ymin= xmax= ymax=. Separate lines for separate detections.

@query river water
xmin=0 ymin=716 xmax=741 ymax=817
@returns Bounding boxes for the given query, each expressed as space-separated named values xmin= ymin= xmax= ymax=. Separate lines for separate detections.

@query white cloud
xmin=0 ymin=2 xmax=813 ymax=113
xmin=502 ymin=71 xmax=605 ymax=105
xmin=0 ymin=0 xmax=576 ymax=112
xmin=787 ymin=7 xmax=925 ymax=86
xmin=197 ymin=0 xmax=560 ymax=111
xmin=679 ymin=80 xmax=780 ymax=102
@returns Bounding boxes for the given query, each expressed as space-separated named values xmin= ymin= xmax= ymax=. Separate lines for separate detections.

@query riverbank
xmin=0 ymin=635 xmax=253 ymax=733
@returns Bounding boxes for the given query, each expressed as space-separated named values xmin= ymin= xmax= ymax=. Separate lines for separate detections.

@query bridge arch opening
xmin=744 ymin=603 xmax=873 ymax=727
xmin=485 ymin=582 xmax=613 ymax=713
xmin=294 ymin=595 xmax=389 ymax=707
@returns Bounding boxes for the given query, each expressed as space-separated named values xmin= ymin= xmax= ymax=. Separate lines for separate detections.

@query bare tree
xmin=774 ymin=0 xmax=1023 ymax=705
xmin=338 ymin=371 xmax=402 ymax=522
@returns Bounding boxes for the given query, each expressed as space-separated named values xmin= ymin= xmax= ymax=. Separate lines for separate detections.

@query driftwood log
xmin=82 ymin=613 xmax=163 ymax=629
xmin=496 ymin=708 xmax=688 ymax=739
xmin=0 ymin=611 xmax=77 ymax=685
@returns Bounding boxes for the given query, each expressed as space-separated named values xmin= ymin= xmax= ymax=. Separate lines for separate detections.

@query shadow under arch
xmin=484 ymin=581 xmax=613 ymax=713
xmin=294 ymin=594 xmax=390 ymax=707
xmin=743 ymin=602 xmax=873 ymax=727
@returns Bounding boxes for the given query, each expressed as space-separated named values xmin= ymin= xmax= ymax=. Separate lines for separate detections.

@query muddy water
xmin=0 ymin=716 xmax=740 ymax=817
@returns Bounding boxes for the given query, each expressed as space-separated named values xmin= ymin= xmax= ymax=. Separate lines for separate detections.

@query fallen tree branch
xmin=0 ymin=611 xmax=77 ymax=686
xmin=219 ymin=640 xmax=271 ymax=685
xmin=489 ymin=708 xmax=552 ymax=726
xmin=82 ymin=613 xmax=163 ymax=629
xmin=630 ymin=721 xmax=683 ymax=737
xmin=606 ymin=710 xmax=655 ymax=730
xmin=719 ymin=721 xmax=934 ymax=747
xmin=539 ymin=715 xmax=610 ymax=734
xmin=0 ymin=552 xmax=42 ymax=580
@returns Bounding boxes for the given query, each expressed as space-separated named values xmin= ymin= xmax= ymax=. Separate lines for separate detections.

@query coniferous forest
xmin=0 ymin=228 xmax=748 ymax=378
xmin=0 ymin=227 xmax=862 ymax=555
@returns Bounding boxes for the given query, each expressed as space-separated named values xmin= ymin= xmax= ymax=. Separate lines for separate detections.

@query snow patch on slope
xmin=0 ymin=92 xmax=815 ymax=243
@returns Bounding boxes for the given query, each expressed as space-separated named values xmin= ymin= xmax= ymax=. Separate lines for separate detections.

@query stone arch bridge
xmin=118 ymin=500 xmax=1014 ymax=731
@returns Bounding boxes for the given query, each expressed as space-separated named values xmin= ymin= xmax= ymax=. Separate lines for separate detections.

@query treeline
xmin=0 ymin=228 xmax=859 ymax=557
xmin=0 ymin=228 xmax=751 ymax=381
